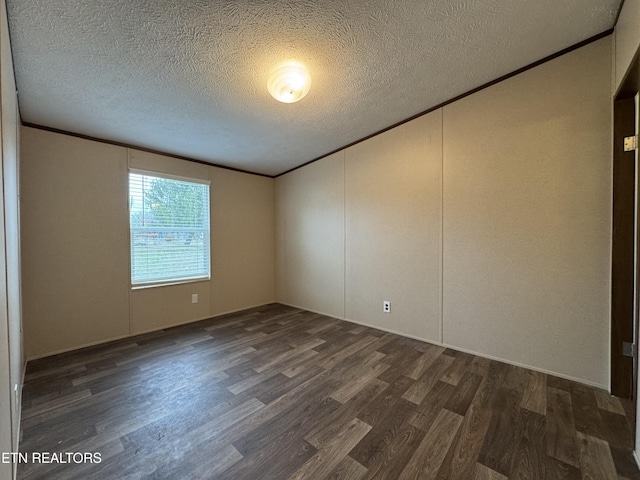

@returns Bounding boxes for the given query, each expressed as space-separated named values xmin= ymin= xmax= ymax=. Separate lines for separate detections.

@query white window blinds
xmin=129 ymin=171 xmax=210 ymax=286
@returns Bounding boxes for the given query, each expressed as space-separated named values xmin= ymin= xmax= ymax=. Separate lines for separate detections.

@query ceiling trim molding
xmin=21 ymin=28 xmax=613 ymax=180
xmin=275 ymin=28 xmax=614 ymax=178
xmin=20 ymin=122 xmax=274 ymax=178
xmin=613 ymin=0 xmax=627 ymax=26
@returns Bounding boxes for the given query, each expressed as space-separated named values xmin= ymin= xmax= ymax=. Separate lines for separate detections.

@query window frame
xmin=128 ymin=168 xmax=211 ymax=289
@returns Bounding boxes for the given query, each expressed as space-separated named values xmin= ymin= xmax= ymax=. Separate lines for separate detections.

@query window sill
xmin=131 ymin=277 xmax=210 ymax=290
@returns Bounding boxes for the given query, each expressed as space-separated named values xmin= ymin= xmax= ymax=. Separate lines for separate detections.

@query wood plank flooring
xmin=18 ymin=304 xmax=639 ymax=479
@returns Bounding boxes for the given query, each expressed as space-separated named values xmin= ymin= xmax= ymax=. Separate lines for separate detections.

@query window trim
xmin=131 ymin=277 xmax=210 ymax=291
xmin=129 ymin=168 xmax=211 ymax=186
xmin=128 ymin=169 xmax=211 ymax=288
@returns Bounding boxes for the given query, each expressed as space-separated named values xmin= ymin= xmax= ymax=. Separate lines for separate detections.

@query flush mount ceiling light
xmin=267 ymin=62 xmax=311 ymax=103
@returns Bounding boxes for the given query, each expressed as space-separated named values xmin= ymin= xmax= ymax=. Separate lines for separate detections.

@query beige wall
xmin=21 ymin=130 xmax=131 ymax=357
xmin=209 ymin=167 xmax=275 ymax=316
xmin=442 ymin=38 xmax=611 ymax=387
xmin=275 ymin=37 xmax=612 ymax=387
xmin=614 ymin=0 xmax=640 ymax=91
xmin=131 ymin=281 xmax=211 ymax=334
xmin=0 ymin=0 xmax=23 ymax=476
xmin=345 ymin=112 xmax=443 ymax=341
xmin=276 ymin=152 xmax=345 ymax=318
xmin=20 ymin=128 xmax=275 ymax=358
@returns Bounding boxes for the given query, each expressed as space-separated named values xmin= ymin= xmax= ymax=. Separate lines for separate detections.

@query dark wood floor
xmin=18 ymin=304 xmax=640 ymax=479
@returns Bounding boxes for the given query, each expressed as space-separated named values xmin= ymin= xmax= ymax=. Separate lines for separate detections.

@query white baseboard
xmin=26 ymin=300 xmax=608 ymax=391
xmin=278 ymin=302 xmax=608 ymax=390
xmin=26 ymin=301 xmax=277 ymax=361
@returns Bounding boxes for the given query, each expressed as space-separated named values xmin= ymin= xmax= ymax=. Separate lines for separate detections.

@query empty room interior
xmin=1 ymin=0 xmax=640 ymax=479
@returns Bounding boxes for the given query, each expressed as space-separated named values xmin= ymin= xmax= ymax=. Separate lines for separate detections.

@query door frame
xmin=611 ymin=51 xmax=640 ymax=413
xmin=611 ymin=95 xmax=636 ymax=399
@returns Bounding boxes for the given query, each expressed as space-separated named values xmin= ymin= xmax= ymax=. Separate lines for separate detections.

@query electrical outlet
xmin=192 ymin=294 xmax=198 ymax=304
xmin=383 ymin=301 xmax=390 ymax=313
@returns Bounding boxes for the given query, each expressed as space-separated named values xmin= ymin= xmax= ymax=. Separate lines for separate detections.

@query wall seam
xmin=343 ymin=150 xmax=346 ymax=319
xmin=126 ymin=149 xmax=133 ymax=336
xmin=283 ymin=180 xmax=287 ymax=305
xmin=440 ymin=108 xmax=444 ymax=345
xmin=277 ymin=30 xmax=613 ymax=178
xmin=209 ymin=165 xmax=213 ymax=317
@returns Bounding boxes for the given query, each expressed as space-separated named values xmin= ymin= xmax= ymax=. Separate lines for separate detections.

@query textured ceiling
xmin=7 ymin=0 xmax=621 ymax=176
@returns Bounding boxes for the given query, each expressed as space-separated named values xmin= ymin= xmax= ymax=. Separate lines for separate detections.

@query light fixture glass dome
xmin=267 ymin=62 xmax=311 ymax=103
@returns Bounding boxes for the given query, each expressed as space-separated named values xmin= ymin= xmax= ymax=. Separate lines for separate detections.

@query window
xmin=129 ymin=171 xmax=210 ymax=286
